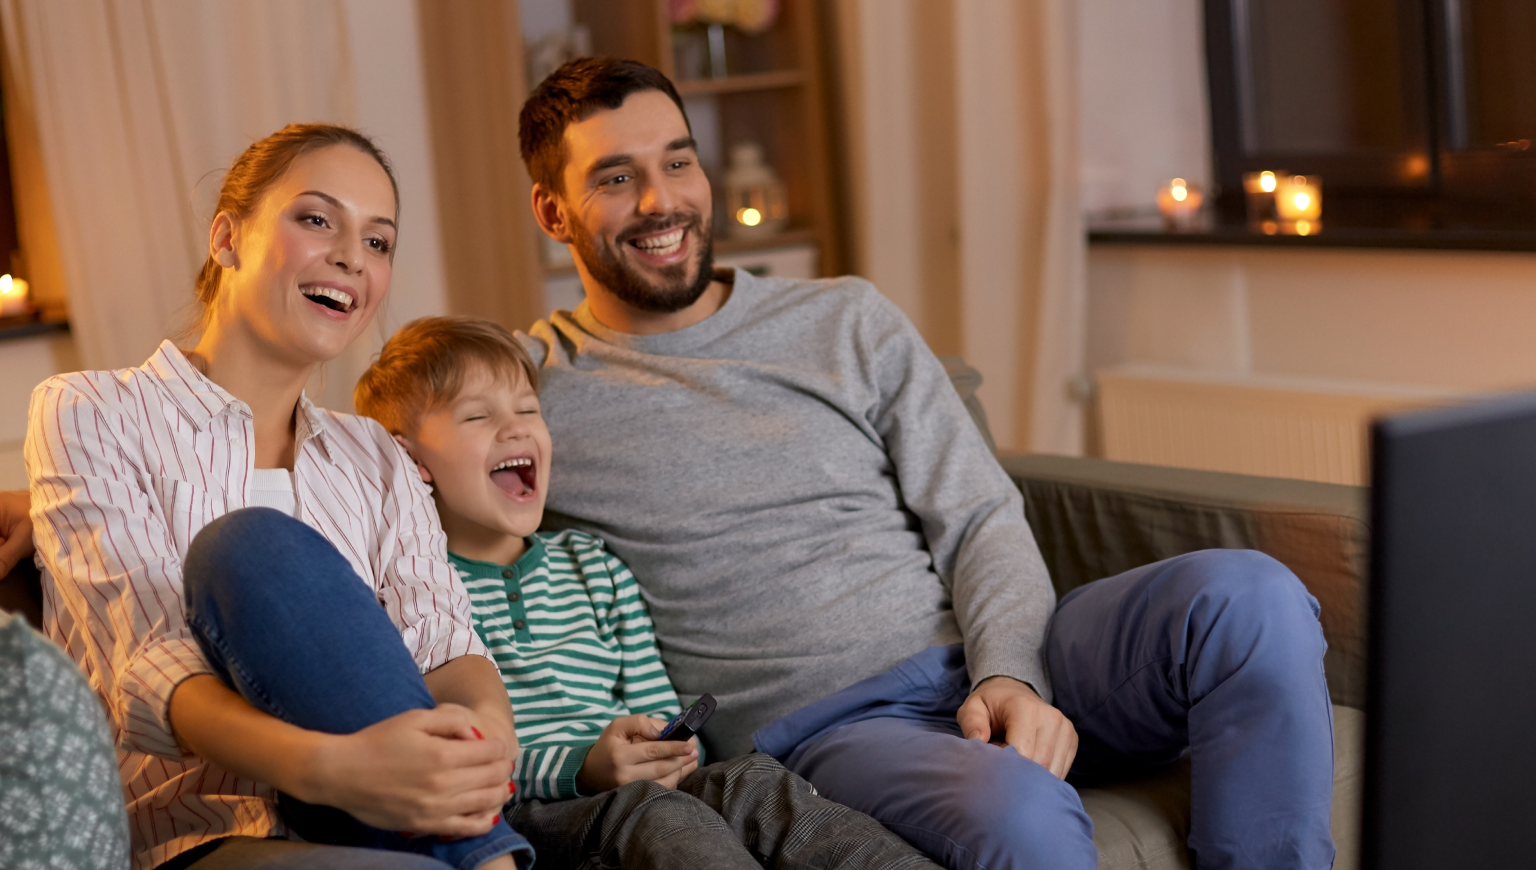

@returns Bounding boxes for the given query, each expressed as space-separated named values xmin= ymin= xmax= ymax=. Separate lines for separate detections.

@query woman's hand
xmin=302 ymin=703 xmax=513 ymax=836
xmin=171 ymin=676 xmax=512 ymax=838
xmin=575 ymin=714 xmax=699 ymax=794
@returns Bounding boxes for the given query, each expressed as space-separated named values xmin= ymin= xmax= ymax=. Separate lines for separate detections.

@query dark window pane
xmin=1448 ymin=0 xmax=1536 ymax=149
xmin=1239 ymin=0 xmax=1425 ymax=154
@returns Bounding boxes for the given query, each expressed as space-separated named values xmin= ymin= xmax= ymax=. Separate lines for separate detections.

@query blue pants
xmin=181 ymin=508 xmax=534 ymax=870
xmin=754 ymin=550 xmax=1335 ymax=870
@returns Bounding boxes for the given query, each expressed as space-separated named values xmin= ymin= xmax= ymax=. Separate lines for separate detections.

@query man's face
xmin=556 ymin=90 xmax=715 ymax=313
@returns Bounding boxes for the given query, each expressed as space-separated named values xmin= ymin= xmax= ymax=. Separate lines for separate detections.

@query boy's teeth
xmin=492 ymin=457 xmax=533 ymax=471
xmin=301 ymin=286 xmax=355 ymax=310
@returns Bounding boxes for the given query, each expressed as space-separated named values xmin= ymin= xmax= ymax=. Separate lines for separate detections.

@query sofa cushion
xmin=1001 ymin=454 xmax=1370 ymax=711
xmin=1079 ymin=704 xmax=1362 ymax=870
xmin=0 ymin=609 xmax=130 ymax=870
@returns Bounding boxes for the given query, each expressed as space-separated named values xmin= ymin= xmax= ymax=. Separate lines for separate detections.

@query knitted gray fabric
xmin=0 ymin=608 xmax=130 ymax=869
xmin=524 ymin=269 xmax=1054 ymax=758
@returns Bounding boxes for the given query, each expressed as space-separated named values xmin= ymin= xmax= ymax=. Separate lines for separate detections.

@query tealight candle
xmin=1243 ymin=170 xmax=1282 ymax=221
xmin=1156 ymin=178 xmax=1203 ymax=228
xmin=0 ymin=274 xmax=29 ymax=317
xmin=1275 ymin=175 xmax=1322 ymax=221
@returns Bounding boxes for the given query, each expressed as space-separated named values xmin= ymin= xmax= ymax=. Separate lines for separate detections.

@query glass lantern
xmin=723 ymin=142 xmax=788 ymax=239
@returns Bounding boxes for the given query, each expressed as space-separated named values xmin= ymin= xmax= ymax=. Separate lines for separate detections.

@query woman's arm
xmin=170 ymin=674 xmax=511 ymax=835
xmin=422 ymin=654 xmax=518 ymax=762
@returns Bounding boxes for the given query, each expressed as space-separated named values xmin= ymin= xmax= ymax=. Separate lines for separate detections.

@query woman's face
xmin=210 ymin=144 xmax=397 ymax=366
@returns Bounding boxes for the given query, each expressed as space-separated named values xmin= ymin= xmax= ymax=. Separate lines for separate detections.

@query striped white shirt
xmin=25 ymin=340 xmax=491 ymax=870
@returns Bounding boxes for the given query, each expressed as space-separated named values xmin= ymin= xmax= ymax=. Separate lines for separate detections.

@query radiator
xmin=1096 ymin=365 xmax=1468 ymax=486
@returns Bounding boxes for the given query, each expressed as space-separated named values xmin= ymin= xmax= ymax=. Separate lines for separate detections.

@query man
xmin=516 ymin=57 xmax=1334 ymax=870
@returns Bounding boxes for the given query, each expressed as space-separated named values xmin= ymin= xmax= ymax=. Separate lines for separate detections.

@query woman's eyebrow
xmin=297 ymin=189 xmax=396 ymax=228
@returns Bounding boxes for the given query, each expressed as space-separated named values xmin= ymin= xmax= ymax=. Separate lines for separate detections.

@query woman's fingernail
xmin=398 ymin=831 xmax=415 ymax=839
xmin=471 ymin=726 xmax=484 ymax=740
xmin=509 ymin=782 xmax=517 ymax=794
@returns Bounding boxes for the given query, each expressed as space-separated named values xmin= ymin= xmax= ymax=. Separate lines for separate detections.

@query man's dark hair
xmin=518 ymin=57 xmax=691 ymax=195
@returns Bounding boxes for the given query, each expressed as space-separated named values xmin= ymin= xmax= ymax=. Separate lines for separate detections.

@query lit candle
xmin=1156 ymin=178 xmax=1203 ymax=228
xmin=1275 ymin=175 xmax=1322 ymax=221
xmin=0 ymin=274 xmax=29 ymax=317
xmin=1243 ymin=171 xmax=1282 ymax=222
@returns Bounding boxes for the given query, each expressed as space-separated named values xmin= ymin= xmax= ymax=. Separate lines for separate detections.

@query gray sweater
xmin=523 ymin=269 xmax=1055 ymax=757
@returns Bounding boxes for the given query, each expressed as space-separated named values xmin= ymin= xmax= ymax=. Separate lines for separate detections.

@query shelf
xmin=0 ymin=317 xmax=69 ymax=342
xmin=1088 ymin=198 xmax=1536 ymax=254
xmin=675 ymin=70 xmax=805 ymax=96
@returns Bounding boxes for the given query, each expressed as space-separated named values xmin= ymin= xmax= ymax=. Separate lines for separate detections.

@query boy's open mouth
xmin=490 ymin=456 xmax=537 ymax=497
xmin=301 ymin=285 xmax=356 ymax=313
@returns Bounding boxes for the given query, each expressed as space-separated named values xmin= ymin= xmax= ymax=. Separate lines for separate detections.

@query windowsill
xmin=1088 ymin=197 xmax=1536 ymax=253
xmin=0 ymin=316 xmax=69 ymax=342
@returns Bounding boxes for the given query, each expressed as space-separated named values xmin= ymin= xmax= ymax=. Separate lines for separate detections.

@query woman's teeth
xmin=302 ymin=286 xmax=355 ymax=312
xmin=631 ymin=229 xmax=685 ymax=257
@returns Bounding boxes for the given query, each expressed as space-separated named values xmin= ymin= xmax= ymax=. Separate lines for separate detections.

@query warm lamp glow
xmin=0 ymin=274 xmax=29 ymax=317
xmin=736 ymin=207 xmax=763 ymax=227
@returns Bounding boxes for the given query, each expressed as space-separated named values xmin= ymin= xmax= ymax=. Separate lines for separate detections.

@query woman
xmin=27 ymin=124 xmax=531 ymax=870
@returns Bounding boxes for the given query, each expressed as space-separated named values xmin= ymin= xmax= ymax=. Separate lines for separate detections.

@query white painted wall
xmin=1087 ymin=244 xmax=1536 ymax=400
xmin=1078 ymin=0 xmax=1210 ymax=214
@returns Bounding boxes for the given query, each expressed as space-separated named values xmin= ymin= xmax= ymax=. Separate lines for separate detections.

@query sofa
xmin=0 ymin=452 xmax=1366 ymax=869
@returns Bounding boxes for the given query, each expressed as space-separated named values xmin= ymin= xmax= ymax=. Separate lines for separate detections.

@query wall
xmin=1088 ymin=245 xmax=1536 ymax=396
xmin=1079 ymin=0 xmax=1210 ymax=213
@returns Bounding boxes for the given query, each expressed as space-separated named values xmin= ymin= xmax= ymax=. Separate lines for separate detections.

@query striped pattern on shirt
xmin=453 ymin=530 xmax=681 ymax=800
xmin=26 ymin=340 xmax=491 ymax=870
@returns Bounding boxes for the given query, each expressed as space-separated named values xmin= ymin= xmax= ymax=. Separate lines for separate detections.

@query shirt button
xmin=508 ymin=592 xmax=520 ymax=602
xmin=512 ymin=619 xmax=526 ymax=631
xmin=502 ymin=569 xmax=515 ymax=579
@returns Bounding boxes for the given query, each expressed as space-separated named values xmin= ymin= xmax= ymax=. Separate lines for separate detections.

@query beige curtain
xmin=0 ymin=0 xmax=450 ymax=410
xmin=832 ymin=0 xmax=1086 ymax=454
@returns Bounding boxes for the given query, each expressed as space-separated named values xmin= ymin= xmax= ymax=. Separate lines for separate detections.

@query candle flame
xmin=1260 ymin=171 xmax=1277 ymax=192
xmin=1293 ymin=192 xmax=1311 ymax=211
xmin=1295 ymin=220 xmax=1313 ymax=236
xmin=1171 ymin=179 xmax=1188 ymax=202
xmin=0 ymin=274 xmax=12 ymax=297
xmin=737 ymin=207 xmax=763 ymax=227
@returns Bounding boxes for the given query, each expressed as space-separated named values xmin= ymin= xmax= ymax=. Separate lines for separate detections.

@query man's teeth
xmin=632 ymin=229 xmax=684 ymax=256
xmin=301 ymin=286 xmax=355 ymax=311
xmin=492 ymin=458 xmax=533 ymax=472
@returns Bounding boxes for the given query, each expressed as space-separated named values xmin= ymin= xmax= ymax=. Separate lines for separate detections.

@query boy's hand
xmin=575 ymin=714 xmax=699 ymax=793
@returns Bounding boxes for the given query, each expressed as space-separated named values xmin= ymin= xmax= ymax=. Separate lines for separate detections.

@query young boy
xmin=355 ymin=316 xmax=938 ymax=870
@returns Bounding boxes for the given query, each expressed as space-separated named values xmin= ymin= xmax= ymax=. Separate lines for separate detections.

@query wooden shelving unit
xmin=564 ymin=0 xmax=842 ymax=277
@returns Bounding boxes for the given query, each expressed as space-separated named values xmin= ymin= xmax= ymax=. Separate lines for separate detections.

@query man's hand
xmin=956 ymin=675 xmax=1078 ymax=779
xmin=303 ymin=703 xmax=513 ymax=837
xmin=576 ymin=714 xmax=699 ymax=794
xmin=0 ymin=490 xmax=34 ymax=577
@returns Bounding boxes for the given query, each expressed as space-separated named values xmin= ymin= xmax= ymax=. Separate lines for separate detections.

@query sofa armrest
xmin=1001 ymin=453 xmax=1369 ymax=710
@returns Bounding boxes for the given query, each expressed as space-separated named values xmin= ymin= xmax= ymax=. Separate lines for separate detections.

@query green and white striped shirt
xmin=452 ymin=529 xmax=681 ymax=800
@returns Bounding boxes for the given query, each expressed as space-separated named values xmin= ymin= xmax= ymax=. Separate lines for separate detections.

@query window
xmin=1207 ymin=0 xmax=1536 ymax=208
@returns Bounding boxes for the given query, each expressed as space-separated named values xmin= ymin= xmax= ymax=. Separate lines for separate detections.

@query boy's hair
xmin=518 ymin=56 xmax=690 ymax=195
xmin=355 ymin=316 xmax=539 ymax=437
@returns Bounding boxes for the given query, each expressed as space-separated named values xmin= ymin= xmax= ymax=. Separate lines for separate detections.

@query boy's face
xmin=400 ymin=363 xmax=551 ymax=562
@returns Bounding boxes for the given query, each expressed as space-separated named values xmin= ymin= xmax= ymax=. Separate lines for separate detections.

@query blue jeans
xmin=754 ymin=550 xmax=1336 ymax=870
xmin=181 ymin=508 xmax=533 ymax=870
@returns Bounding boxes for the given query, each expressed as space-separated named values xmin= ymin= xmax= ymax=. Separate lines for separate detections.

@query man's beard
xmin=569 ymin=212 xmax=716 ymax=314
